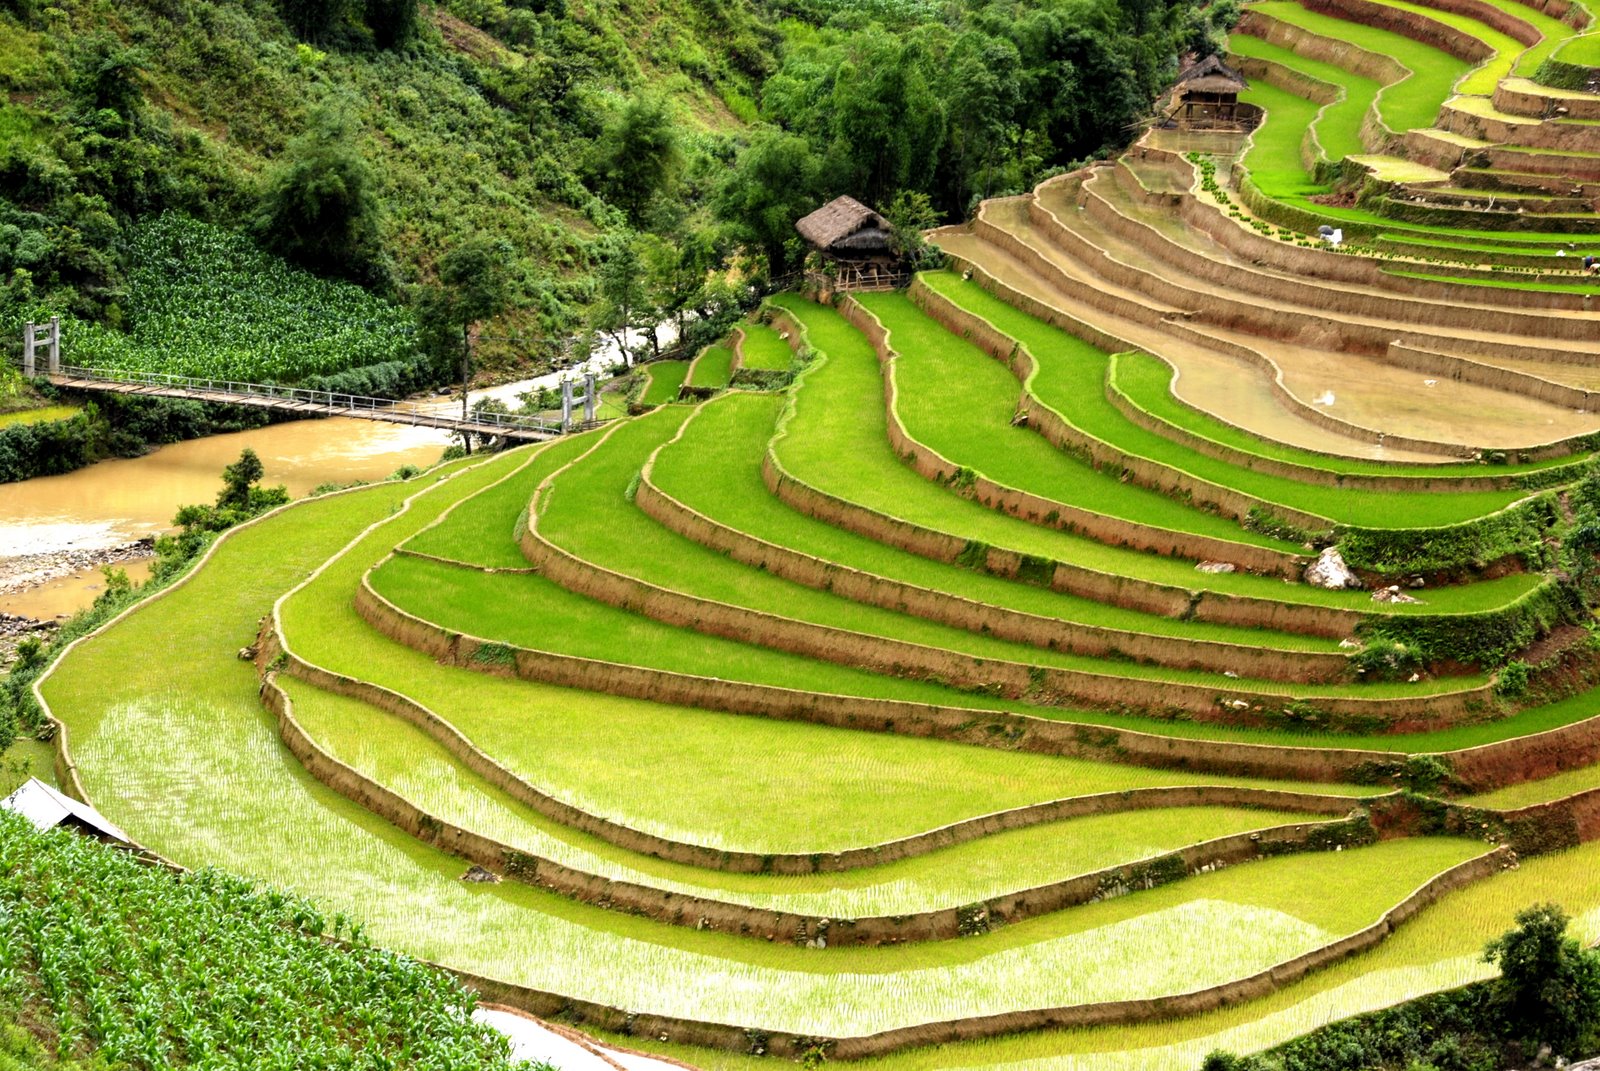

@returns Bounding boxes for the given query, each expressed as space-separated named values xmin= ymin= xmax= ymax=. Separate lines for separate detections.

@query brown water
xmin=0 ymin=415 xmax=452 ymax=574
xmin=0 ymin=557 xmax=156 ymax=620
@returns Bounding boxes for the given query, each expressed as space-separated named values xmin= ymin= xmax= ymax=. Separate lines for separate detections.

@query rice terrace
xmin=5 ymin=0 xmax=1600 ymax=1068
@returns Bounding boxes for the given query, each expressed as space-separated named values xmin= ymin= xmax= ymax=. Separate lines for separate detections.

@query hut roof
xmin=796 ymin=196 xmax=893 ymax=252
xmin=2 ymin=777 xmax=130 ymax=844
xmin=1175 ymin=54 xmax=1248 ymax=94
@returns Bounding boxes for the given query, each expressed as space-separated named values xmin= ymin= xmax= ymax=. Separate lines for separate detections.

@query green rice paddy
xmin=32 ymin=55 xmax=1600 ymax=1051
xmin=687 ymin=343 xmax=735 ymax=389
xmin=41 ymin=475 xmax=1508 ymax=1038
xmin=1552 ymin=31 xmax=1600 ymax=67
xmin=904 ymin=276 xmax=1530 ymax=528
xmin=639 ymin=360 xmax=690 ymax=405
xmin=284 ymin=673 xmax=1320 ymax=917
xmin=766 ymin=294 xmax=1538 ymax=615
xmin=651 ymin=393 xmax=1335 ymax=653
xmin=1228 ymin=34 xmax=1381 ymax=159
xmin=1244 ymin=2 xmax=1470 ymax=131
xmin=738 ymin=322 xmax=795 ymax=370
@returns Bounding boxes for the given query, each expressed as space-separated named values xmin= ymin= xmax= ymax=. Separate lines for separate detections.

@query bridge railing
xmin=45 ymin=363 xmax=590 ymax=435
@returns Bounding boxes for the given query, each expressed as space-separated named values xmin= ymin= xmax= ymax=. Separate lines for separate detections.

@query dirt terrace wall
xmin=903 ymin=279 xmax=1335 ymax=538
xmin=1235 ymin=10 xmax=1412 ymax=83
xmin=762 ymin=445 xmax=1332 ymax=636
xmin=1496 ymin=82 xmax=1600 ymax=120
xmin=1441 ymin=102 xmax=1600 ymax=154
xmin=1446 ymin=712 xmax=1600 ymax=790
xmin=941 ymin=241 xmax=1470 ymax=462
xmin=461 ymin=848 xmax=1512 ymax=1060
xmin=1302 ymin=0 xmax=1495 ymax=62
xmin=635 ymin=463 xmax=1349 ymax=681
xmin=1067 ymin=168 xmax=1600 ymax=344
xmin=902 ymin=278 xmax=1324 ymax=544
xmin=356 ymin=563 xmax=1484 ymax=787
xmin=726 ymin=326 xmax=748 ymax=375
xmin=1486 ymin=143 xmax=1600 ymax=179
xmin=1157 ymin=163 xmax=1598 ymax=316
xmin=518 ymin=494 xmax=1396 ymax=716
xmin=965 ymin=196 xmax=1594 ymax=461
xmin=1387 ymin=343 xmax=1600 ymax=411
xmin=1102 ymin=351 xmax=1572 ymax=495
xmin=263 ymin=670 xmax=1368 ymax=947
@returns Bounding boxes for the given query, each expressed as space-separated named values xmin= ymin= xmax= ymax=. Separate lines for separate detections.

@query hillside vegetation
xmin=0 ymin=0 xmax=1205 ymax=384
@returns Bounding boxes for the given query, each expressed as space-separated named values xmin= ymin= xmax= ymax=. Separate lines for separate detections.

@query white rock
xmin=1304 ymin=547 xmax=1362 ymax=590
xmin=1371 ymin=585 xmax=1423 ymax=604
xmin=1195 ymin=560 xmax=1236 ymax=574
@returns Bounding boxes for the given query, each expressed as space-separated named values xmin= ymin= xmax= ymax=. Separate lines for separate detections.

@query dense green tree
xmin=640 ymin=228 xmax=720 ymax=357
xmin=590 ymin=234 xmax=651 ymax=366
xmin=1484 ymin=902 xmax=1600 ymax=1051
xmin=588 ymin=96 xmax=683 ymax=227
xmin=417 ymin=237 xmax=515 ymax=438
xmin=216 ymin=447 xmax=266 ymax=511
xmin=364 ymin=0 xmax=418 ymax=48
xmin=253 ymin=100 xmax=383 ymax=282
xmin=713 ymin=127 xmax=822 ymax=280
xmin=278 ymin=0 xmax=351 ymax=43
xmin=69 ymin=34 xmax=147 ymax=121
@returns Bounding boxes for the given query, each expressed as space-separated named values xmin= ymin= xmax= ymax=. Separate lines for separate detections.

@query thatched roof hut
xmin=795 ymin=196 xmax=895 ymax=260
xmin=1175 ymin=54 xmax=1249 ymax=95
xmin=1172 ymin=54 xmax=1250 ymax=127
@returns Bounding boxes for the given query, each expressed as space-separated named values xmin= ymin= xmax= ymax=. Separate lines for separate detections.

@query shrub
xmin=1483 ymin=903 xmax=1600 ymax=1052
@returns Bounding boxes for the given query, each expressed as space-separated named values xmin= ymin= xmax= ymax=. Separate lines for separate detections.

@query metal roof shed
xmin=2 ymin=777 xmax=131 ymax=845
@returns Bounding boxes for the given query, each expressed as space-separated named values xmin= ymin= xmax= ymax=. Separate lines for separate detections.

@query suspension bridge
xmin=13 ymin=318 xmax=605 ymax=441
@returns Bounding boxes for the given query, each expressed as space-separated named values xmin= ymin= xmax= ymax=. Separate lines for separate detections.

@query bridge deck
xmin=46 ymin=374 xmax=569 ymax=442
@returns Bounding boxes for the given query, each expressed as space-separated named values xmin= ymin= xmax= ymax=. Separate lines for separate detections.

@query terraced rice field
xmin=640 ymin=359 xmax=690 ymax=405
xmin=738 ymin=322 xmax=795 ymax=370
xmin=687 ymin=343 xmax=735 ymax=389
xmin=33 ymin=28 xmax=1600 ymax=1059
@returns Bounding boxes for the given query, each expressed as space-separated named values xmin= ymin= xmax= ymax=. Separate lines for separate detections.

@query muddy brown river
xmin=0 ymin=416 xmax=454 ymax=617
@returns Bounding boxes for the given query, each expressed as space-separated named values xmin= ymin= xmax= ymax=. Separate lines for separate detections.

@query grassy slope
xmin=884 ymin=281 xmax=1527 ymax=528
xmin=39 ymin=467 xmax=1489 ymax=1035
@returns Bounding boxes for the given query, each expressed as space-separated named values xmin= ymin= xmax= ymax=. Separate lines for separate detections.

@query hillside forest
xmin=0 ymin=0 xmax=1231 ymax=394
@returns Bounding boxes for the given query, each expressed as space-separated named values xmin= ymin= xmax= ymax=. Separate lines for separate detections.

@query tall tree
xmin=364 ymin=0 xmax=418 ymax=48
xmin=588 ymin=96 xmax=682 ymax=227
xmin=713 ymin=127 xmax=821 ymax=281
xmin=277 ymin=0 xmax=350 ymax=43
xmin=417 ymin=238 xmax=514 ymax=443
xmin=253 ymin=100 xmax=383 ymax=282
xmin=590 ymin=234 xmax=651 ymax=368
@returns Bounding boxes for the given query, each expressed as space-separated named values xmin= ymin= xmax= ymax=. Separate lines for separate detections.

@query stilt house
xmin=1171 ymin=55 xmax=1249 ymax=127
xmin=795 ymin=196 xmax=908 ymax=291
